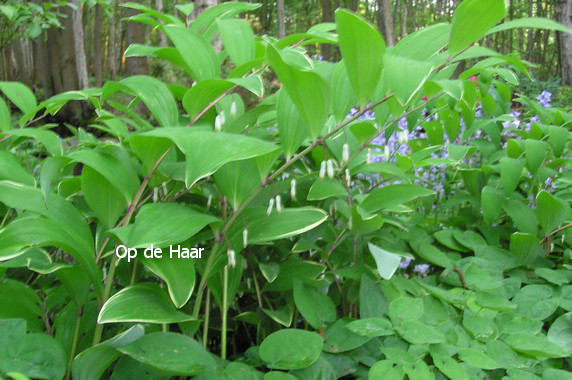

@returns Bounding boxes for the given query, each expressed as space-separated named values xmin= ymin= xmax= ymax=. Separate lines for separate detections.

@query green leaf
xmin=368 ymin=243 xmax=401 ymax=280
xmin=323 ymin=318 xmax=373 ymax=353
xmin=510 ymin=232 xmax=542 ymax=265
xmin=163 ymin=25 xmax=219 ymax=81
xmin=395 ymin=320 xmax=444 ymax=344
xmin=361 ymin=184 xmax=435 ymax=213
xmin=0 ymin=182 xmax=102 ymax=295
xmin=118 ymin=332 xmax=216 ymax=375
xmin=307 ymin=178 xmax=347 ymax=200
xmin=267 ymin=45 xmax=330 ymax=140
xmin=432 ymin=355 xmax=468 ymax=380
xmin=140 ymin=255 xmax=196 ymax=309
xmin=481 ymin=185 xmax=504 ymax=225
xmin=0 ymin=97 xmax=10 ymax=131
xmin=114 ymin=203 xmax=217 ymax=249
xmin=182 ymin=76 xmax=263 ymax=120
xmin=383 ymin=53 xmax=433 ymax=105
xmin=276 ymin=88 xmax=308 ymax=159
xmin=5 ymin=128 xmax=62 ymax=156
xmin=500 ymin=157 xmax=524 ymax=196
xmin=458 ymin=348 xmax=498 ymax=369
xmin=335 ymin=9 xmax=385 ymax=106
xmin=98 ymin=284 xmax=195 ymax=324
xmin=69 ymin=147 xmax=140 ymax=204
xmin=0 ymin=281 xmax=42 ymax=332
xmin=449 ymin=0 xmax=506 ymax=55
xmin=389 ymin=297 xmax=424 ymax=321
xmin=259 ymin=329 xmax=323 ymax=370
xmin=536 ymin=191 xmax=568 ymax=236
xmin=102 ymin=75 xmax=178 ymax=128
xmin=360 ymin=275 xmax=388 ymax=318
xmin=217 ymin=18 xmax=255 ymax=66
xmin=72 ymin=325 xmax=145 ymax=380
xmin=179 ymin=130 xmax=278 ymax=187
xmin=411 ymin=242 xmax=453 ymax=268
xmin=214 ymin=160 xmax=261 ymax=210
xmin=503 ymin=199 xmax=538 ymax=235
xmin=0 ymin=319 xmax=65 ymax=380
xmin=547 ymin=312 xmax=572 ymax=354
xmin=331 ymin=61 xmax=356 ymax=122
xmin=345 ymin=318 xmax=394 ymax=337
xmin=293 ymin=280 xmax=336 ymax=329
xmin=487 ymin=17 xmax=572 ymax=35
xmin=0 ymin=151 xmax=35 ymax=186
xmin=0 ymin=82 xmax=37 ymax=116
xmin=264 ymin=259 xmax=325 ymax=292
xmin=247 ymin=207 xmax=329 ymax=244
xmin=524 ymin=139 xmax=548 ymax=174
xmin=548 ymin=126 xmax=568 ymax=157
xmin=504 ymin=333 xmax=567 ymax=358
xmin=392 ymin=23 xmax=450 ymax=60
xmin=82 ymin=166 xmax=126 ymax=228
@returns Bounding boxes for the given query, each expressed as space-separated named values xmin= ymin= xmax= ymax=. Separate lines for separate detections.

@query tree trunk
xmin=377 ymin=0 xmax=394 ymax=47
xmin=277 ymin=0 xmax=286 ymax=38
xmin=557 ymin=0 xmax=572 ymax=85
xmin=401 ymin=0 xmax=408 ymax=38
xmin=124 ymin=7 xmax=149 ymax=76
xmin=156 ymin=0 xmax=168 ymax=46
xmin=94 ymin=3 xmax=103 ymax=86
xmin=108 ymin=0 xmax=117 ymax=78
xmin=321 ymin=0 xmax=332 ymax=60
xmin=71 ymin=0 xmax=89 ymax=89
xmin=33 ymin=36 xmax=50 ymax=95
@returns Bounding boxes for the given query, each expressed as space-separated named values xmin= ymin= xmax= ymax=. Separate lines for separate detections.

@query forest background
xmin=1 ymin=0 xmax=571 ymax=126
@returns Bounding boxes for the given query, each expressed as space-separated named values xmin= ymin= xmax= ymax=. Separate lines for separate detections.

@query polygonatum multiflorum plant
xmin=1 ymin=1 xmax=572 ymax=379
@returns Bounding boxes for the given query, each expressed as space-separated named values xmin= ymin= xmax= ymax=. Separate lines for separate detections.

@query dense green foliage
xmin=0 ymin=1 xmax=572 ymax=379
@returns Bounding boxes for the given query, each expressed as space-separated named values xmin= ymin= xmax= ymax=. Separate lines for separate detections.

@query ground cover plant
xmin=1 ymin=0 xmax=572 ymax=379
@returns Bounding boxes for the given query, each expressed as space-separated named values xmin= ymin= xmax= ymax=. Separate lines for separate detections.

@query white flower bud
xmin=290 ymin=179 xmax=297 ymax=200
xmin=153 ymin=187 xmax=159 ymax=203
xmin=162 ymin=182 xmax=168 ymax=196
xmin=267 ymin=198 xmax=275 ymax=215
xmin=215 ymin=114 xmax=223 ymax=132
xmin=319 ymin=161 xmax=326 ymax=179
xmin=367 ymin=148 xmax=371 ymax=164
xmin=230 ymin=101 xmax=237 ymax=117
xmin=227 ymin=249 xmax=236 ymax=268
xmin=345 ymin=169 xmax=351 ymax=187
xmin=207 ymin=194 xmax=212 ymax=209
xmin=384 ymin=145 xmax=390 ymax=160
xmin=327 ymin=159 xmax=334 ymax=179
xmin=348 ymin=216 xmax=352 ymax=230
xmin=342 ymin=143 xmax=350 ymax=163
xmin=275 ymin=195 xmax=282 ymax=213
xmin=243 ymin=229 xmax=248 ymax=248
xmin=398 ymin=130 xmax=409 ymax=145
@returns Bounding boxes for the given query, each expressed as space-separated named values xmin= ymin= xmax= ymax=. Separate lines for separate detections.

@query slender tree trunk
xmin=117 ymin=0 xmax=124 ymax=74
xmin=557 ymin=0 xmax=572 ymax=85
xmin=125 ymin=6 xmax=149 ymax=76
xmin=377 ymin=0 xmax=394 ymax=47
xmin=33 ymin=36 xmax=50 ymax=95
xmin=277 ymin=0 xmax=286 ymax=38
xmin=71 ymin=0 xmax=89 ymax=89
xmin=401 ymin=0 xmax=408 ymax=38
xmin=157 ymin=0 xmax=168 ymax=46
xmin=321 ymin=0 xmax=332 ymax=60
xmin=94 ymin=3 xmax=103 ymax=86
xmin=108 ymin=0 xmax=117 ymax=78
